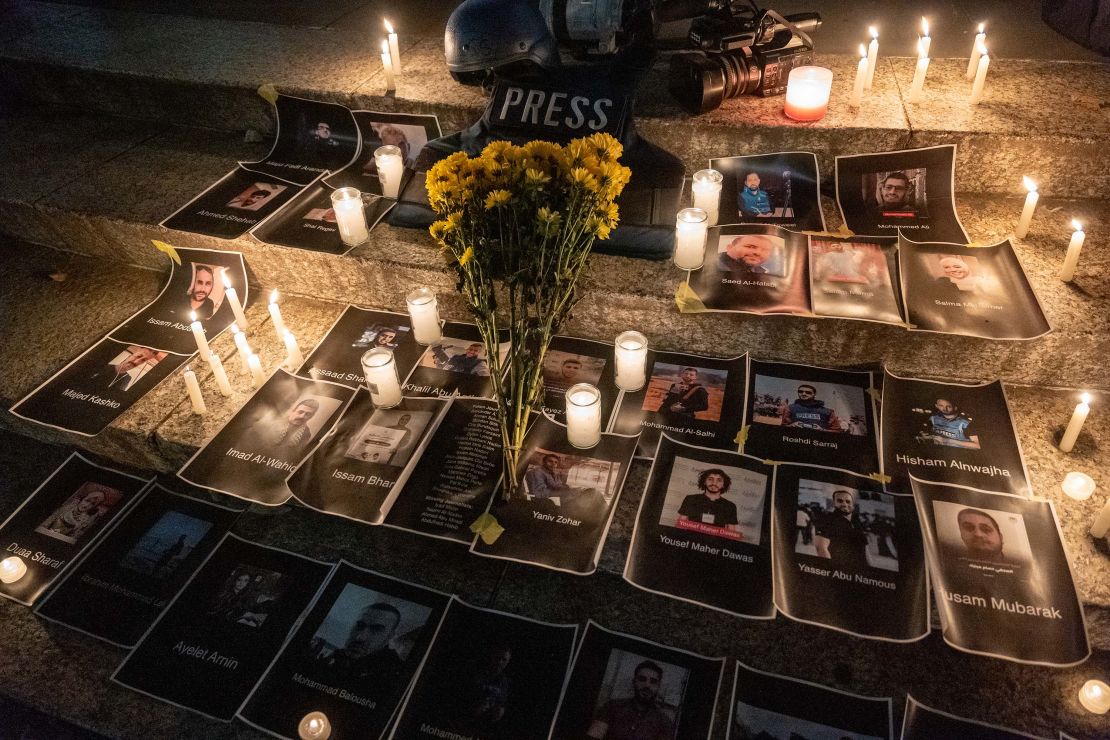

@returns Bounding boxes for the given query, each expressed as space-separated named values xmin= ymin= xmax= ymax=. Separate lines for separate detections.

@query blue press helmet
xmin=444 ymin=0 xmax=561 ymax=86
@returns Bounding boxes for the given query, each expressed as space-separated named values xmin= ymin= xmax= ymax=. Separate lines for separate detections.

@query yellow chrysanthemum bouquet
xmin=426 ymin=132 xmax=631 ymax=500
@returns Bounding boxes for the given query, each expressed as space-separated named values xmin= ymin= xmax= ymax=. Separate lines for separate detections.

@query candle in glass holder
xmin=566 ymin=383 xmax=602 ymax=449
xmin=1059 ymin=220 xmax=1086 ymax=282
xmin=406 ymin=286 xmax=443 ymax=344
xmin=231 ymin=323 xmax=252 ymax=374
xmin=0 ymin=556 xmax=28 ymax=584
xmin=1059 ymin=393 xmax=1090 ymax=453
xmin=189 ymin=311 xmax=211 ymax=361
xmin=691 ymin=169 xmax=723 ymax=226
xmin=865 ymin=27 xmax=879 ymax=90
xmin=283 ymin=330 xmax=305 ymax=369
xmin=1061 ymin=472 xmax=1096 ymax=501
xmin=362 ymin=348 xmax=402 ymax=408
xmin=221 ymin=272 xmax=249 ymax=328
xmin=784 ymin=66 xmax=833 ymax=121
xmin=1078 ymin=679 xmax=1110 ymax=714
xmin=849 ymin=44 xmax=868 ymax=109
xmin=298 ymin=712 xmax=332 ymax=740
xmin=1014 ymin=176 xmax=1039 ymax=238
xmin=673 ymin=208 xmax=708 ymax=270
xmin=268 ymin=290 xmax=287 ymax=341
xmin=330 ymin=187 xmax=369 ymax=247
xmin=969 ymin=46 xmax=990 ymax=105
xmin=966 ymin=23 xmax=986 ymax=78
xmin=614 ymin=331 xmax=648 ymax=392
xmin=375 ymin=144 xmax=404 ymax=199
xmin=384 ymin=20 xmax=401 ymax=73
xmin=207 ymin=354 xmax=233 ymax=397
xmin=381 ymin=40 xmax=396 ymax=92
xmin=183 ymin=366 xmax=207 ymax=415
xmin=247 ymin=353 xmax=266 ymax=389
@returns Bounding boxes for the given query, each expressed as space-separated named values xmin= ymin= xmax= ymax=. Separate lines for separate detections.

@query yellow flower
xmin=524 ymin=140 xmax=561 ymax=161
xmin=481 ymin=140 xmax=514 ymax=163
xmin=484 ymin=189 xmax=512 ymax=209
xmin=458 ymin=246 xmax=475 ymax=266
xmin=596 ymin=202 xmax=619 ymax=224
xmin=594 ymin=220 xmax=613 ymax=240
xmin=445 ymin=211 xmax=463 ymax=230
xmin=585 ymin=132 xmax=622 ymax=162
xmin=429 ymin=219 xmax=450 ymax=241
xmin=569 ymin=167 xmax=599 ymax=192
xmin=525 ymin=168 xmax=551 ymax=186
xmin=563 ymin=139 xmax=591 ymax=167
xmin=537 ymin=207 xmax=561 ymax=226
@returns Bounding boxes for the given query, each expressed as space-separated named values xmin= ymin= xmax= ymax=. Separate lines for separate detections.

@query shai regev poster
xmin=403 ymin=322 xmax=510 ymax=399
xmin=808 ymin=234 xmax=904 ymax=325
xmin=685 ymin=225 xmax=812 ymax=315
xmin=34 ymin=483 xmax=242 ymax=647
xmin=742 ymin=359 xmax=881 ymax=475
xmin=108 ymin=245 xmax=249 ymax=356
xmin=881 ymin=371 xmax=1031 ymax=496
xmin=299 ymin=305 xmax=431 ymax=389
xmin=710 ymin=152 xmax=826 ymax=232
xmin=771 ymin=463 xmax=929 ymax=642
xmin=552 ymin=621 xmax=725 ymax=740
xmin=727 ymin=661 xmax=892 ymax=740
xmin=540 ymin=335 xmax=620 ymax=427
xmin=389 ymin=598 xmax=579 ymax=740
xmin=835 ymin=145 xmax=969 ymax=244
xmin=287 ymin=391 xmax=450 ymax=524
xmin=470 ymin=413 xmax=638 ymax=575
xmin=111 ymin=534 xmax=333 ymax=721
xmin=898 ymin=235 xmax=1050 ymax=340
xmin=177 ymin=369 xmax=355 ymax=506
xmin=610 ymin=350 xmax=746 ymax=459
xmin=900 ymin=695 xmax=1050 ymax=740
xmin=238 ymin=561 xmax=450 ymax=740
xmin=912 ymin=479 xmax=1089 ymax=666
xmin=624 ymin=435 xmax=775 ymax=619
xmin=9 ymin=337 xmax=188 ymax=437
xmin=0 ymin=453 xmax=150 ymax=606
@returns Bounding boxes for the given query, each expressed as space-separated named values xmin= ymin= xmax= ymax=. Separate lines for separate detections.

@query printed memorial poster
xmin=808 ymin=235 xmax=904 ymax=325
xmin=710 ymin=152 xmax=826 ymax=231
xmin=912 ymin=479 xmax=1089 ymax=665
xmin=898 ymin=235 xmax=1050 ymax=340
xmin=835 ymin=145 xmax=969 ymax=244
xmin=300 ymin=305 xmax=429 ymax=390
xmin=288 ymin=391 xmax=450 ymax=523
xmin=178 ymin=369 xmax=355 ymax=505
xmin=901 ymin=695 xmax=1049 ymax=740
xmin=248 ymin=173 xmax=371 ymax=254
xmin=35 ymin=483 xmax=242 ymax=647
xmin=625 ymin=435 xmax=775 ymax=618
xmin=241 ymin=93 xmax=360 ymax=185
xmin=390 ymin=598 xmax=579 ymax=740
xmin=685 ymin=225 xmax=812 ymax=315
xmin=112 ymin=534 xmax=333 ymax=721
xmin=0 ymin=453 xmax=150 ymax=605
xmin=611 ymin=350 xmax=747 ymax=459
xmin=403 ymin=322 xmax=510 ymax=399
xmin=108 ymin=246 xmax=250 ymax=355
xmin=743 ymin=359 xmax=880 ymax=474
xmin=381 ymin=397 xmax=503 ymax=542
xmin=728 ymin=661 xmax=893 ymax=740
xmin=881 ymin=371 xmax=1031 ymax=496
xmin=771 ymin=464 xmax=928 ymax=641
xmin=161 ymin=166 xmax=304 ymax=239
xmin=552 ymin=621 xmax=725 ymax=740
xmin=328 ymin=110 xmax=442 ymax=193
xmin=9 ymin=337 xmax=188 ymax=437
xmin=540 ymin=335 xmax=620 ymax=426
xmin=239 ymin=562 xmax=450 ymax=740
xmin=471 ymin=413 xmax=638 ymax=575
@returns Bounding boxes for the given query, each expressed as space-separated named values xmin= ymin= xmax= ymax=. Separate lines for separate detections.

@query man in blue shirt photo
xmin=738 ymin=172 xmax=773 ymax=218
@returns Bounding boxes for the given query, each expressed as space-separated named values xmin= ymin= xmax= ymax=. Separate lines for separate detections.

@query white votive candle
xmin=231 ymin=323 xmax=252 ymax=374
xmin=1092 ymin=501 xmax=1110 ymax=539
xmin=375 ymin=144 xmax=404 ymax=198
xmin=283 ymin=330 xmax=305 ymax=369
xmin=865 ymin=27 xmax=879 ymax=90
xmin=385 ymin=20 xmax=402 ymax=73
xmin=1061 ymin=472 xmax=1096 ymax=501
xmin=967 ymin=24 xmax=986 ymax=79
xmin=0 ymin=556 xmax=28 ymax=584
xmin=849 ymin=44 xmax=868 ymax=109
xmin=673 ymin=207 xmax=708 ymax=270
xmin=381 ymin=40 xmax=396 ymax=92
xmin=918 ymin=18 xmax=931 ymax=59
xmin=207 ymin=354 xmax=233 ymax=397
xmin=1015 ymin=176 xmax=1039 ymax=238
xmin=784 ymin=66 xmax=833 ymax=121
xmin=614 ymin=331 xmax=648 ymax=392
xmin=183 ymin=366 xmax=207 ymax=415
xmin=406 ymin=286 xmax=443 ymax=344
xmin=691 ymin=169 xmax=723 ymax=226
xmin=362 ymin=348 xmax=402 ymax=408
xmin=330 ymin=187 xmax=369 ymax=247
xmin=189 ymin=311 xmax=211 ymax=361
xmin=566 ymin=383 xmax=602 ymax=449
xmin=908 ymin=54 xmax=930 ymax=104
xmin=298 ymin=711 xmax=332 ymax=740
xmin=268 ymin=290 xmax=287 ymax=341
xmin=1059 ymin=393 xmax=1090 ymax=453
xmin=247 ymin=353 xmax=266 ymax=389
xmin=222 ymin=272 xmax=248 ymax=328
xmin=1078 ymin=680 xmax=1110 ymax=714
xmin=1059 ymin=220 xmax=1086 ymax=282
xmin=969 ymin=47 xmax=989 ymax=105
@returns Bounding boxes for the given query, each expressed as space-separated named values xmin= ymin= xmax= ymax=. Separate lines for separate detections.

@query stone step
xmin=1 ymin=106 xmax=1107 ymax=389
xmin=1 ymin=2 xmax=1108 ymax=195
xmin=1 ymin=239 xmax=1108 ymax=643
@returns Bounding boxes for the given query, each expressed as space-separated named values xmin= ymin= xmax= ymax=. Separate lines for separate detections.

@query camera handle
xmin=755 ymin=8 xmax=814 ymax=50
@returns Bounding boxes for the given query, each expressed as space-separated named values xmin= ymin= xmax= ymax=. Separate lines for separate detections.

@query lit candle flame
xmin=1022 ymin=176 xmax=1037 ymax=192
xmin=190 ymin=310 xmax=198 ymax=322
xmin=384 ymin=19 xmax=394 ymax=34
xmin=222 ymin=272 xmax=231 ymax=288
xmin=859 ymin=43 xmax=867 ymax=58
xmin=270 ymin=289 xmax=279 ymax=304
xmin=921 ymin=17 xmax=929 ymax=37
xmin=978 ymin=23 xmax=985 ymax=33
xmin=230 ymin=322 xmax=240 ymax=333
xmin=1072 ymin=219 xmax=1083 ymax=232
xmin=1081 ymin=392 xmax=1091 ymax=405
xmin=981 ymin=46 xmax=989 ymax=58
xmin=869 ymin=26 xmax=878 ymax=39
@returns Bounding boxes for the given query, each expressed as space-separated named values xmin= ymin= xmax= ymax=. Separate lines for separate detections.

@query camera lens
xmin=668 ymin=50 xmax=762 ymax=114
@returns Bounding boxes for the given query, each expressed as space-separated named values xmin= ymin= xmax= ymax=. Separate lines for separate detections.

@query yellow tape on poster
xmin=675 ymin=282 xmax=708 ymax=313
xmin=257 ymin=83 xmax=278 ymax=105
xmin=152 ymin=240 xmax=181 ymax=266
xmin=469 ymin=513 xmax=505 ymax=545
